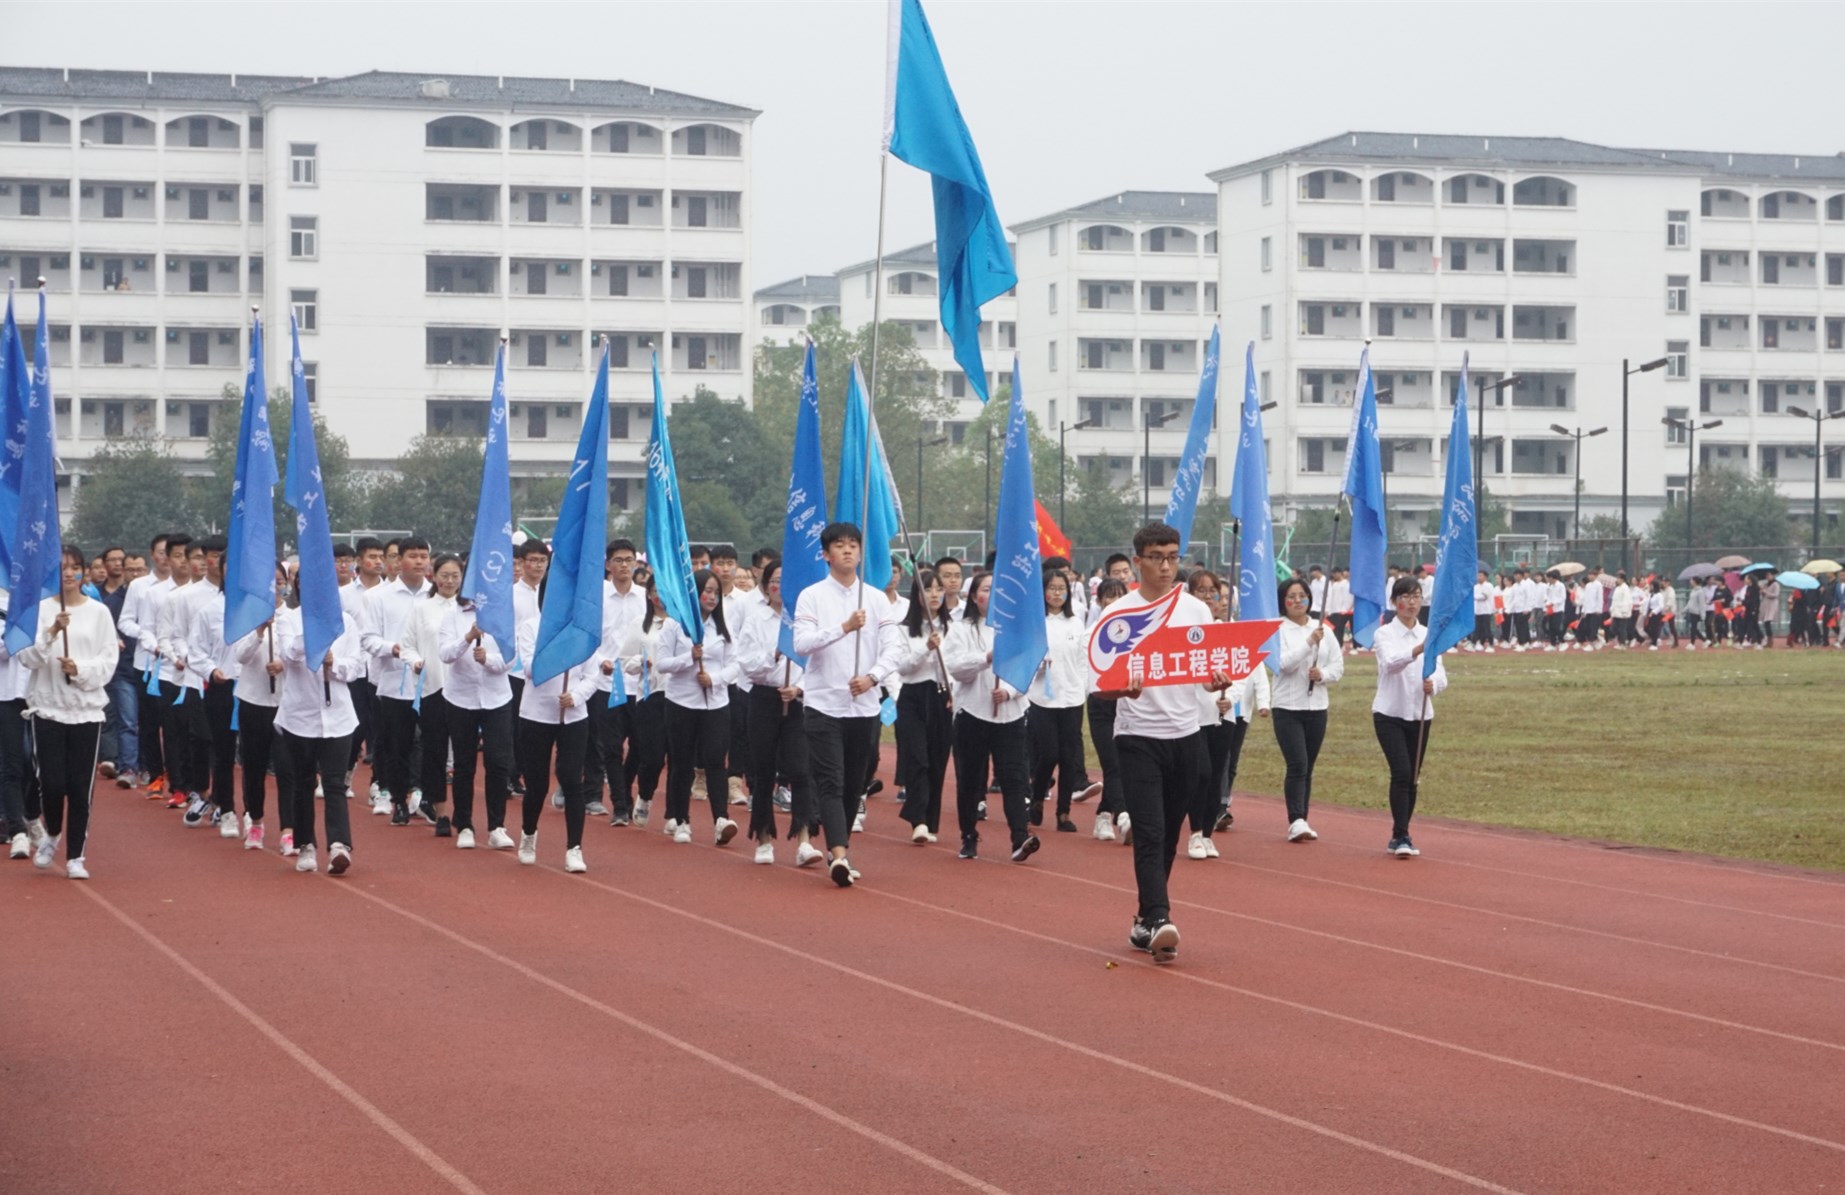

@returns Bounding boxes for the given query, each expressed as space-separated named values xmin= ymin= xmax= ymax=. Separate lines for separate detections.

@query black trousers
xmin=160 ymin=681 xmax=199 ymax=795
xmin=1027 ymin=703 xmax=1086 ymax=821
xmin=205 ymin=679 xmax=238 ymax=813
xmin=1512 ymin=611 xmax=1530 ymax=645
xmin=1577 ymin=612 xmax=1602 ymax=645
xmin=1086 ymin=696 xmax=1124 ymax=817
xmin=807 ymin=709 xmax=876 ymax=852
xmin=745 ymin=685 xmax=815 ymax=841
xmin=518 ymin=717 xmax=589 ymax=847
xmin=237 ymin=701 xmax=279 ymax=823
xmin=448 ymin=702 xmax=513 ymax=834
xmin=1117 ymin=731 xmax=1207 ymax=924
xmin=727 ymin=684 xmax=750 ymax=793
xmin=1271 ymin=706 xmax=1327 ymax=824
xmin=280 ymin=730 xmax=352 ymax=850
xmin=0 ymin=697 xmax=38 ymax=837
xmin=896 ymin=681 xmax=952 ymax=832
xmin=1373 ymin=713 xmax=1430 ymax=840
xmin=1217 ymin=717 xmax=1251 ymax=819
xmin=418 ymin=690 xmax=452 ymax=809
xmin=136 ymin=677 xmax=164 ymax=780
xmin=1194 ymin=719 xmax=1241 ymax=834
xmin=628 ymin=693 xmax=666 ymax=803
xmin=1472 ymin=613 xmax=1493 ymax=645
xmin=507 ymin=677 xmax=526 ymax=789
xmin=664 ymin=700 xmax=729 ymax=827
xmin=32 ymin=718 xmax=100 ymax=860
xmin=589 ymin=693 xmax=637 ymax=815
xmin=348 ymin=677 xmax=375 ymax=771
xmin=1329 ymin=613 xmax=1351 ymax=646
xmin=952 ymin=713 xmax=1029 ymax=846
xmin=374 ymin=694 xmax=417 ymax=802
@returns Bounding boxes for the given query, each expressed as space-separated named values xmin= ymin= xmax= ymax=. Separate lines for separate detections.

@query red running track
xmin=5 ymin=762 xmax=1843 ymax=1194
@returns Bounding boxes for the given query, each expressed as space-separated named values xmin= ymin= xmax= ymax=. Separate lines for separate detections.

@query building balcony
xmin=1700 ymin=188 xmax=1750 ymax=220
xmin=1760 ymin=190 xmax=1819 ymax=222
xmin=1512 ymin=239 xmax=1573 ymax=275
xmin=1370 ymin=170 xmax=1434 ymax=205
xmin=0 ymin=109 xmax=72 ymax=146
xmin=1509 ymin=371 xmax=1575 ymax=410
xmin=1700 ymin=250 xmax=1751 ymax=286
xmin=1700 ymin=314 xmax=1750 ymax=350
xmin=1370 ymin=303 xmax=1434 ymax=340
xmin=1140 ymin=281 xmax=1197 ymax=314
xmin=426 ymin=183 xmax=499 ymax=223
xmin=163 ymin=183 xmax=242 ymax=224
xmin=1077 ymin=280 xmax=1134 ymax=313
xmin=1760 ymin=251 xmax=1818 ymax=288
xmin=164 ymin=326 xmax=242 ymax=370
xmin=1076 ymin=224 xmax=1134 ymax=254
xmin=1698 ymin=378 xmax=1751 ymax=417
xmin=668 ymin=191 xmax=741 ymax=231
xmin=510 ymin=188 xmax=583 ymax=227
xmin=668 ymin=155 xmax=750 ymax=191
xmin=1443 ymin=237 xmax=1504 ymax=274
xmin=76 ymin=326 xmax=159 ymax=368
xmin=671 ymin=261 xmax=742 ymax=302
xmin=1372 ymin=370 xmax=1435 ymax=409
xmin=1078 ymin=339 xmax=1133 ymax=372
xmin=1443 ymin=304 xmax=1504 ymax=342
xmin=593 ymin=190 xmax=665 ymax=228
xmin=1760 ymin=316 xmax=1817 ymax=352
xmin=1140 ymin=339 xmax=1197 ymax=374
xmin=1300 ymin=301 xmax=1362 ymax=339
xmin=1299 ymin=233 xmax=1362 ymax=272
xmin=1372 ymin=236 xmax=1434 ymax=273
xmin=1511 ymin=305 xmax=1574 ymax=343
xmin=1298 ymin=369 xmax=1360 ymax=407
xmin=0 ymin=179 xmax=72 ymax=221
xmin=509 ymin=259 xmax=584 ymax=298
xmin=670 ymin=331 xmax=743 ymax=374
xmin=77 ymin=181 xmax=159 ymax=222
xmin=76 ymin=396 xmax=160 ymax=441
xmin=426 ymin=254 xmax=499 ymax=295
xmin=1299 ymin=169 xmax=1362 ymax=203
xmin=1076 ymin=396 xmax=1136 ymax=432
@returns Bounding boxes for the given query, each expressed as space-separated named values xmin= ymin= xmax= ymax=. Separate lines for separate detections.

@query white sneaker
xmin=1287 ymin=818 xmax=1313 ymax=843
xmin=371 ymin=794 xmax=391 ymax=816
xmin=327 ymin=843 xmax=351 ymax=875
xmin=1299 ymin=819 xmax=1318 ymax=840
xmin=1116 ymin=811 xmax=1132 ymax=845
xmin=279 ymin=829 xmax=297 ymax=857
xmin=662 ymin=817 xmax=680 ymax=837
xmin=487 ymin=827 xmax=515 ymax=850
xmin=910 ymin=823 xmax=930 ymax=844
xmin=852 ymin=811 xmax=866 ymax=833
xmin=455 ymin=828 xmax=476 ymax=850
xmin=564 ymin=846 xmax=586 ymax=874
xmin=219 ymin=809 xmax=241 ymax=839
xmin=633 ymin=800 xmax=651 ymax=828
xmin=66 ymin=856 xmax=89 ymax=880
xmin=32 ymin=833 xmax=58 ymax=870
xmin=1186 ymin=831 xmax=1208 ymax=860
xmin=244 ymin=823 xmax=265 ymax=851
xmin=295 ymin=844 xmax=318 ymax=873
xmin=1093 ymin=813 xmax=1115 ymax=841
xmin=754 ymin=841 xmax=775 ymax=865
xmin=517 ymin=833 xmax=538 ymax=865
xmin=794 ymin=841 xmax=824 ymax=868
xmin=1203 ymin=837 xmax=1220 ymax=859
xmin=672 ymin=823 xmax=692 ymax=845
xmin=7 ymin=831 xmax=27 ymax=859
xmin=1074 ymin=781 xmax=1103 ymax=804
xmin=829 ymin=856 xmax=857 ymax=888
xmin=550 ymin=789 xmax=564 ymax=810
xmin=714 ymin=817 xmax=738 ymax=846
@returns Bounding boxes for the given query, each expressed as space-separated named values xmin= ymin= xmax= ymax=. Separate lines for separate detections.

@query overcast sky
xmin=20 ymin=1 xmax=1845 ymax=287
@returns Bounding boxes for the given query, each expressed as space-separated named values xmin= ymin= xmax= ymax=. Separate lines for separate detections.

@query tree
xmin=70 ymin=438 xmax=208 ymax=553
xmin=1057 ymin=459 xmax=1140 ymax=555
xmin=1645 ymin=468 xmax=1792 ymax=555
xmin=363 ymin=435 xmax=488 ymax=550
xmin=203 ymin=385 xmax=364 ymax=546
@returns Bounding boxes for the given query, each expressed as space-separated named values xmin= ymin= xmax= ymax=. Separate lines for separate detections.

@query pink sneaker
xmin=244 ymin=823 xmax=265 ymax=851
xmin=278 ymin=829 xmax=297 ymax=857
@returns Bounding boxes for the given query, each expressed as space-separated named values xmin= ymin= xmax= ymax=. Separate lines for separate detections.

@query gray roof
xmin=0 ymin=66 xmax=317 ymax=104
xmin=1626 ymin=147 xmax=1845 ymax=183
xmin=755 ymin=274 xmax=840 ymax=302
xmin=1010 ymin=190 xmax=1216 ymax=233
xmin=837 ymin=240 xmax=941 ymax=278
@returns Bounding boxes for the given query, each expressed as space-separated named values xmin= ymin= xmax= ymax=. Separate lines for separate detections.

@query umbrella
xmin=1714 ymin=554 xmax=1751 ymax=569
xmin=1739 ymin=562 xmax=1775 ymax=575
xmin=1678 ymin=562 xmax=1723 ymax=581
xmin=1801 ymin=558 xmax=1843 ymax=575
xmin=1552 ymin=562 xmax=1586 ymax=577
xmin=1776 ymin=571 xmax=1820 ymax=591
xmin=1598 ymin=573 xmax=1618 ymax=589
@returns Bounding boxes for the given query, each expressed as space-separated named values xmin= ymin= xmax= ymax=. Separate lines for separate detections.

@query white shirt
xmin=19 ymin=596 xmax=117 ymax=723
xmin=184 ymin=584 xmax=235 ymax=686
xmin=404 ymin=593 xmax=457 ymax=697
xmin=1105 ymin=587 xmax=1213 ymax=741
xmin=1327 ymin=579 xmax=1353 ymax=616
xmin=1579 ymin=579 xmax=1605 ymax=615
xmin=274 ymin=607 xmax=368 ymax=739
xmin=654 ymin=615 xmax=737 ymax=709
xmin=1271 ymin=617 xmax=1345 ymax=711
xmin=942 ymin=618 xmax=1028 ymax=724
xmin=1472 ymin=580 xmax=1495 ymax=616
xmin=1372 ymin=617 xmax=1447 ymax=721
xmin=232 ymin=625 xmax=281 ymax=709
xmin=117 ymin=573 xmax=167 ymax=673
xmin=790 ymin=574 xmax=905 ymax=720
xmin=153 ymin=578 xmax=201 ymax=686
xmin=1198 ymin=659 xmax=1270 ymax=725
xmin=0 ymin=592 xmax=32 ymax=702
xmin=1610 ymin=583 xmax=1634 ymax=619
xmin=514 ymin=615 xmax=601 ymax=724
xmin=1545 ymin=580 xmax=1566 ymax=612
xmin=438 ymin=604 xmax=513 ymax=711
xmin=595 ymin=582 xmax=647 ymax=694
xmin=1029 ymin=613 xmax=1087 ymax=709
xmin=737 ymin=601 xmax=804 ymax=690
xmin=341 ymin=578 xmax=380 ymax=678
xmin=894 ymin=617 xmax=951 ymax=687
xmin=619 ymin=618 xmax=666 ymax=698
xmin=510 ymin=580 xmax=540 ymax=677
xmin=361 ymin=576 xmax=432 ymax=699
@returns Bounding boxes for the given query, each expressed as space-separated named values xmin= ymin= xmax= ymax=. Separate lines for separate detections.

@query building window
xmin=1666 ymin=276 xmax=1688 ymax=313
xmin=289 ymin=216 xmax=317 ymax=259
xmin=1260 ymin=236 xmax=1271 ymax=272
xmin=19 ymin=184 xmax=40 ymax=217
xmin=1260 ymin=169 xmax=1272 ymax=205
xmin=301 ymin=362 xmax=318 ymax=402
xmin=1260 ymin=371 xmax=1271 ymax=403
xmin=1665 ymin=340 xmax=1688 ymax=379
xmin=1048 ymin=282 xmax=1057 ymax=315
xmin=1665 ymin=406 xmax=1688 ymax=444
xmin=1260 ymin=304 xmax=1272 ymax=339
xmin=1666 ymin=210 xmax=1689 ymax=248
xmin=527 ymin=405 xmax=548 ymax=439
xmin=290 ymin=143 xmax=317 ymax=186
xmin=291 ymin=289 xmax=317 ymax=333
xmin=189 ymin=403 xmax=211 ymax=437
xmin=1048 ymin=340 xmax=1057 ymax=372
xmin=188 ymin=117 xmax=209 ymax=148
xmin=1048 ymin=224 xmax=1059 ymax=256
xmin=19 ymin=111 xmax=41 ymax=142
xmin=1303 ymin=439 xmax=1325 ymax=473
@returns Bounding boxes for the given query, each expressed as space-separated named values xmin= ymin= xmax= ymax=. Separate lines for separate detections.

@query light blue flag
xmin=988 ymin=356 xmax=1047 ymax=694
xmin=778 ymin=341 xmax=829 ymax=664
xmin=644 ymin=350 xmax=702 ymax=646
xmin=531 ymin=343 xmax=610 ymax=685
xmin=1228 ymin=342 xmax=1279 ymax=658
xmin=3 ymin=288 xmax=59 ymax=654
xmin=462 ymin=342 xmax=516 ymax=654
xmin=0 ymin=291 xmax=28 ymax=584
xmin=224 ymin=315 xmax=277 ymax=646
xmin=834 ymin=362 xmax=901 ymax=594
xmin=1343 ymin=347 xmax=1389 ymax=648
xmin=1162 ymin=322 xmax=1222 ymax=547
xmin=283 ymin=315 xmax=343 ymax=668
xmin=1425 ymin=356 xmax=1479 ymax=678
xmin=885 ymin=0 xmax=1017 ymax=403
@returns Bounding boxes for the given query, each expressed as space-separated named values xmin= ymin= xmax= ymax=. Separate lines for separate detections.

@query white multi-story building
xmin=1211 ymin=132 xmax=1845 ymax=545
xmin=836 ymin=240 xmax=1016 ymax=444
xmin=752 ymin=273 xmax=839 ymax=345
xmin=1009 ymin=191 xmax=1219 ymax=521
xmin=0 ymin=66 xmax=757 ymax=516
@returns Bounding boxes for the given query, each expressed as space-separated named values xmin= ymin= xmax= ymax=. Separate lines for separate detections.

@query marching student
xmin=942 ymin=571 xmax=1038 ymax=864
xmin=895 ymin=569 xmax=954 ymax=845
xmin=0 ymin=588 xmax=38 ymax=860
xmin=1271 ymin=575 xmax=1344 ymax=843
xmin=509 ymin=540 xmax=548 ymax=797
xmin=590 ymin=540 xmax=647 ymax=825
xmin=274 ymin=579 xmax=369 ymax=876
xmin=1371 ymin=575 xmax=1448 ymax=858
xmin=183 ymin=537 xmax=245 ymax=839
xmin=617 ymin=574 xmax=670 ymax=829
xmin=229 ymin=567 xmax=287 ymax=852
xmin=23 ymin=546 xmax=120 ymax=878
xmin=1576 ymin=566 xmax=1605 ymax=649
xmin=114 ymin=531 xmax=170 ymax=796
xmin=149 ymin=534 xmax=197 ymax=811
xmin=403 ymin=553 xmax=462 ymax=835
xmin=339 ymin=538 xmax=384 ymax=791
xmin=1028 ymin=565 xmax=1095 ymax=834
xmin=1085 ymin=577 xmax=1131 ymax=842
xmin=736 ymin=561 xmax=820 ymax=865
xmin=1206 ymin=651 xmax=1270 ymax=838
xmin=359 ymin=535 xmax=431 ymax=823
xmin=165 ymin=537 xmax=220 ymax=826
xmin=513 ymin=589 xmax=603 ymax=872
xmin=791 ymin=523 xmax=906 ymax=887
xmin=438 ymin=587 xmax=516 ymax=852
xmin=1545 ymin=570 xmax=1568 ymax=648
xmin=655 ymin=568 xmax=741 ymax=848
xmin=1471 ymin=569 xmax=1496 ymax=650
xmin=1327 ymin=566 xmax=1353 ymax=651
xmin=710 ymin=544 xmax=753 ymax=811
xmin=933 ymin=556 xmax=966 ymax=622
xmin=96 ymin=545 xmax=137 ymax=787
xmin=1609 ymin=571 xmax=1636 ymax=648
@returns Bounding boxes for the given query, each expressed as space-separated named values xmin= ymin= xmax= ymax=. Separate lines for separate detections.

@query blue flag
xmin=835 ymin=362 xmax=901 ymax=595
xmin=1343 ymin=347 xmax=1389 ymax=648
xmin=644 ymin=350 xmax=702 ymax=646
xmin=531 ymin=343 xmax=610 ymax=685
xmin=778 ymin=342 xmax=829 ymax=664
xmin=463 ymin=342 xmax=516 ymax=654
xmin=1162 ymin=322 xmax=1222 ymax=547
xmin=283 ymin=315 xmax=343 ymax=668
xmin=3 ymin=288 xmax=59 ymax=654
xmin=224 ymin=315 xmax=278 ymax=646
xmin=1228 ymin=342 xmax=1279 ymax=652
xmin=0 ymin=292 xmax=28 ymax=584
xmin=885 ymin=0 xmax=1016 ymax=404
xmin=1425 ymin=357 xmax=1479 ymax=677
xmin=988 ymin=357 xmax=1046 ymax=694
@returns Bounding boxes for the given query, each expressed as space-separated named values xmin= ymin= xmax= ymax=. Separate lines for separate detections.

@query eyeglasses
xmin=1138 ymin=553 xmax=1180 ymax=566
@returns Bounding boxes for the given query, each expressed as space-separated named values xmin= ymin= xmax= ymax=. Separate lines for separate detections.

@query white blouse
xmin=655 ymin=615 xmax=739 ymax=709
xmin=1029 ymin=613 xmax=1088 ymax=710
xmin=1372 ymin=616 xmax=1448 ymax=721
xmin=942 ymin=618 xmax=1027 ymax=725
xmin=1270 ymin=618 xmax=1344 ymax=712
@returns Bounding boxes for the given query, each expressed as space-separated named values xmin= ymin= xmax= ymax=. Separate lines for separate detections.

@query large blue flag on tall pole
xmin=224 ymin=313 xmax=278 ymax=645
xmin=778 ymin=341 xmax=829 ymax=663
xmin=4 ymin=286 xmax=60 ymax=653
xmin=531 ymin=341 xmax=610 ymax=685
xmin=1425 ymin=356 xmax=1479 ymax=677
xmin=1343 ymin=346 xmax=1389 ymax=648
xmin=1162 ymin=321 xmax=1222 ymax=547
xmin=644 ymin=350 xmax=702 ymax=646
xmin=1229 ymin=341 xmax=1279 ymax=650
xmin=283 ymin=315 xmax=343 ymax=667
xmin=835 ymin=361 xmax=901 ymax=592
xmin=462 ymin=340 xmax=515 ymax=653
xmin=884 ymin=0 xmax=1016 ymax=404
xmin=988 ymin=356 xmax=1047 ymax=694
xmin=0 ymin=289 xmax=29 ymax=584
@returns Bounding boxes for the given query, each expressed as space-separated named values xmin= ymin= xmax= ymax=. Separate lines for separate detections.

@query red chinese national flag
xmin=1034 ymin=500 xmax=1072 ymax=560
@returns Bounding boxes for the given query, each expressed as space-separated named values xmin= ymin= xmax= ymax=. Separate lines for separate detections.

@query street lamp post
xmin=1784 ymin=405 xmax=1838 ymax=557
xmin=1474 ymin=373 xmax=1524 ymax=565
xmin=1143 ymin=408 xmax=1182 ymax=525
xmin=1659 ymin=416 xmax=1720 ymax=555
xmin=916 ymin=432 xmax=947 ymax=546
xmin=1059 ymin=417 xmax=1096 ymax=530
xmin=1549 ymin=422 xmax=1609 ymax=542
xmin=984 ymin=421 xmax=994 ymax=536
xmin=1620 ymin=355 xmax=1671 ymax=572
